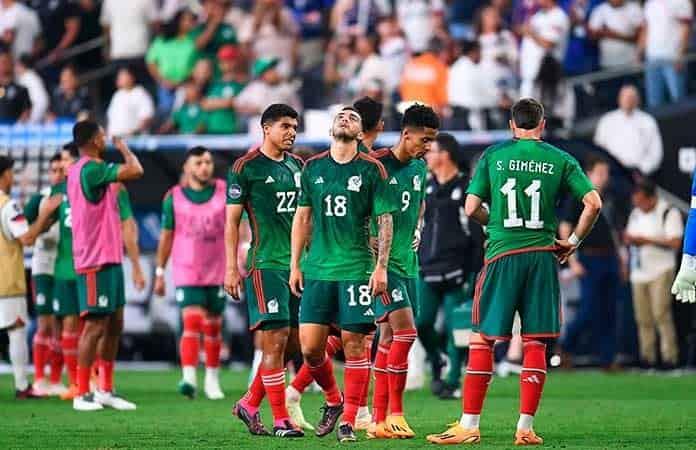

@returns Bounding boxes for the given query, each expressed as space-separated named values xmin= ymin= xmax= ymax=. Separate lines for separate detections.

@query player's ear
xmin=539 ymin=119 xmax=546 ymax=135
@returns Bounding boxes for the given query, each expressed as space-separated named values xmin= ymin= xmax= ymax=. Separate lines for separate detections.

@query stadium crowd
xmin=0 ymin=0 xmax=694 ymax=134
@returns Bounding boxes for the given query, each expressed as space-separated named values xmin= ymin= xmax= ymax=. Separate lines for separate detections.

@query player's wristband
xmin=155 ymin=266 xmax=165 ymax=277
xmin=568 ymin=233 xmax=582 ymax=247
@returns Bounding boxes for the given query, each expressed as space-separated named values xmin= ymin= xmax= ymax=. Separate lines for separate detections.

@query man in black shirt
xmin=0 ymin=50 xmax=31 ymax=123
xmin=559 ymin=155 xmax=626 ymax=369
xmin=418 ymin=133 xmax=485 ymax=398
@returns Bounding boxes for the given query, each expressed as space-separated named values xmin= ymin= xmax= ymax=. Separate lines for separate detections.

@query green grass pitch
xmin=1 ymin=369 xmax=695 ymax=449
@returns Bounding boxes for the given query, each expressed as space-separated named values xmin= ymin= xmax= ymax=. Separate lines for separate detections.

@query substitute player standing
xmin=368 ymin=104 xmax=439 ymax=439
xmin=290 ymin=106 xmax=398 ymax=442
xmin=427 ymin=98 xmax=602 ymax=446
xmin=68 ymin=120 xmax=144 ymax=411
xmin=153 ymin=146 xmax=227 ymax=400
xmin=226 ymin=104 xmax=305 ymax=437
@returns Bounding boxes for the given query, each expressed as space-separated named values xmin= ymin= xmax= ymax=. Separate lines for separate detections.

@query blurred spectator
xmin=239 ymin=0 xmax=299 ymax=77
xmin=191 ymin=0 xmax=238 ymax=60
xmin=588 ymin=0 xmax=643 ymax=69
xmin=639 ymin=0 xmax=693 ymax=108
xmin=160 ymin=82 xmax=208 ymax=134
xmin=350 ymin=34 xmax=389 ymax=99
xmin=173 ymin=58 xmax=214 ymax=111
xmin=201 ymin=45 xmax=246 ymax=134
xmin=530 ymin=54 xmax=575 ymax=130
xmin=448 ymin=0 xmax=486 ymax=39
xmin=560 ymin=156 xmax=622 ymax=369
xmin=161 ymin=0 xmax=189 ymax=22
xmin=519 ymin=0 xmax=569 ymax=98
xmin=330 ymin=0 xmax=390 ymax=36
xmin=48 ymin=65 xmax=91 ymax=121
xmin=0 ymin=0 xmax=41 ymax=59
xmin=73 ymin=0 xmax=102 ymax=71
xmin=287 ymin=0 xmax=331 ymax=71
xmin=395 ymin=0 xmax=446 ymax=53
xmin=26 ymin=0 xmax=80 ymax=65
xmin=376 ymin=17 xmax=407 ymax=93
xmin=490 ymin=0 xmax=514 ymax=26
xmin=475 ymin=5 xmax=518 ymax=107
xmin=625 ymin=179 xmax=683 ymax=370
xmin=594 ymin=85 xmax=663 ymax=176
xmin=561 ymin=0 xmax=601 ymax=75
xmin=447 ymin=39 xmax=491 ymax=130
xmin=101 ymin=0 xmax=158 ymax=64
xmin=106 ymin=67 xmax=155 ymax=136
xmin=224 ymin=1 xmax=250 ymax=31
xmin=323 ymin=35 xmax=360 ymax=104
xmin=511 ymin=0 xmax=539 ymax=37
xmin=15 ymin=54 xmax=47 ymax=124
xmin=0 ymin=49 xmax=30 ymax=122
xmin=399 ymin=39 xmax=448 ymax=113
xmin=146 ymin=9 xmax=199 ymax=117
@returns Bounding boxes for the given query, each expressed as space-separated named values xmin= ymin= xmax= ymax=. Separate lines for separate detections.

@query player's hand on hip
xmin=224 ymin=269 xmax=243 ymax=301
xmin=153 ymin=275 xmax=166 ymax=297
xmin=554 ymin=239 xmax=577 ymax=265
xmin=289 ymin=268 xmax=304 ymax=298
xmin=369 ymin=265 xmax=388 ymax=296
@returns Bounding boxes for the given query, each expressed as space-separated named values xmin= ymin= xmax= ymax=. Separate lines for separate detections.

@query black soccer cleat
xmin=315 ymin=401 xmax=344 ymax=437
xmin=273 ymin=420 xmax=304 ymax=438
xmin=233 ymin=401 xmax=271 ymax=436
xmin=336 ymin=422 xmax=357 ymax=443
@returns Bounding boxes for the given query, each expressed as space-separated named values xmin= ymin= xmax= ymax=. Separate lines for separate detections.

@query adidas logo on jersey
xmin=315 ymin=176 xmax=324 ymax=184
xmin=389 ymin=177 xmax=398 ymax=185
xmin=363 ymin=308 xmax=374 ymax=317
xmin=265 ymin=176 xmax=275 ymax=184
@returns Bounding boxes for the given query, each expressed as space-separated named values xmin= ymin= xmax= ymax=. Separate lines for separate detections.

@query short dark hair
xmin=62 ymin=141 xmax=79 ymax=159
xmin=634 ymin=178 xmax=657 ymax=197
xmin=402 ymin=103 xmax=440 ymax=130
xmin=584 ymin=154 xmax=609 ymax=172
xmin=73 ymin=120 xmax=100 ymax=147
xmin=261 ymin=103 xmax=299 ymax=126
xmin=435 ymin=132 xmax=460 ymax=163
xmin=185 ymin=146 xmax=211 ymax=160
xmin=459 ymin=39 xmax=480 ymax=56
xmin=352 ymin=96 xmax=383 ymax=132
xmin=511 ymin=98 xmax=544 ymax=130
xmin=50 ymin=153 xmax=62 ymax=164
xmin=0 ymin=154 xmax=14 ymax=175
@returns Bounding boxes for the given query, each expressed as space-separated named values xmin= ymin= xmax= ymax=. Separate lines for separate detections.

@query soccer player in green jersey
xmin=225 ymin=104 xmax=305 ymax=438
xmin=354 ymin=96 xmax=384 ymax=154
xmin=289 ymin=106 xmax=398 ymax=442
xmin=367 ymin=104 xmax=439 ymax=440
xmin=427 ymin=98 xmax=602 ymax=446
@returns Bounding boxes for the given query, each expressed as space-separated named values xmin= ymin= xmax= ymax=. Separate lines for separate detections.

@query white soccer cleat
xmin=204 ymin=369 xmax=225 ymax=400
xmin=94 ymin=390 xmax=137 ymax=410
xmin=32 ymin=379 xmax=51 ymax=397
xmin=285 ymin=386 xmax=314 ymax=431
xmin=355 ymin=406 xmax=372 ymax=431
xmin=48 ymin=383 xmax=69 ymax=396
xmin=73 ymin=393 xmax=104 ymax=411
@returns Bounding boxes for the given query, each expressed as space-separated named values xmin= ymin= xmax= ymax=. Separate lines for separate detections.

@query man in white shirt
xmin=519 ymin=0 xmax=569 ymax=98
xmin=395 ymin=0 xmax=445 ymax=53
xmin=594 ymin=85 xmax=663 ymax=176
xmin=639 ymin=0 xmax=693 ymax=107
xmin=15 ymin=55 xmax=48 ymax=124
xmin=107 ymin=67 xmax=155 ymax=137
xmin=588 ymin=0 xmax=643 ymax=69
xmin=447 ymin=40 xmax=496 ymax=130
xmin=625 ymin=179 xmax=683 ymax=369
xmin=0 ymin=0 xmax=41 ymax=59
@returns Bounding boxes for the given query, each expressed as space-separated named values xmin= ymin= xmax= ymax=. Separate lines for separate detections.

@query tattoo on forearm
xmin=377 ymin=213 xmax=393 ymax=268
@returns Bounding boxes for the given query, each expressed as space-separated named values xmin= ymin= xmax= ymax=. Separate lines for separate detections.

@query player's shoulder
xmin=303 ymin=150 xmax=330 ymax=169
xmin=357 ymin=151 xmax=388 ymax=179
xmin=232 ymin=148 xmax=263 ymax=173
xmin=537 ymin=141 xmax=581 ymax=166
xmin=369 ymin=147 xmax=391 ymax=160
xmin=285 ymin=151 xmax=305 ymax=167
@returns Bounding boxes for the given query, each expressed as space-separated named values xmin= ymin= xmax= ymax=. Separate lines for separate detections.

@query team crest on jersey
xmin=228 ymin=184 xmax=242 ymax=199
xmin=267 ymin=299 xmax=279 ymax=314
xmin=36 ymin=293 xmax=45 ymax=305
xmin=452 ymin=187 xmax=462 ymax=201
xmin=391 ymin=288 xmax=404 ymax=303
xmin=98 ymin=295 xmax=109 ymax=307
xmin=413 ymin=175 xmax=422 ymax=191
xmin=294 ymin=172 xmax=301 ymax=188
xmin=347 ymin=175 xmax=362 ymax=192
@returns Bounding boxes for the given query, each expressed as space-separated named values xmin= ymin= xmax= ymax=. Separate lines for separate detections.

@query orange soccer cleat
xmin=426 ymin=423 xmax=481 ymax=445
xmin=366 ymin=422 xmax=394 ymax=439
xmin=386 ymin=415 xmax=415 ymax=439
xmin=514 ymin=429 xmax=544 ymax=446
xmin=60 ymin=384 xmax=80 ymax=401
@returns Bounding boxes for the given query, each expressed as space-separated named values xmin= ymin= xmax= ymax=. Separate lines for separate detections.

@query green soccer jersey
xmin=189 ymin=23 xmax=237 ymax=59
xmin=172 ymin=103 xmax=208 ymax=134
xmin=161 ymin=184 xmax=215 ymax=230
xmin=467 ymin=139 xmax=594 ymax=260
xmin=370 ymin=150 xmax=427 ymax=278
xmin=227 ymin=149 xmax=304 ymax=271
xmin=299 ymin=151 xmax=398 ymax=281
xmin=205 ymin=79 xmax=245 ymax=134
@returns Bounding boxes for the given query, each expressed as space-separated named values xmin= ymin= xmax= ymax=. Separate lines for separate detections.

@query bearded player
xmin=225 ymin=104 xmax=305 ymax=438
xmin=153 ymin=146 xmax=227 ymax=400
xmin=68 ymin=120 xmax=144 ymax=411
xmin=427 ymin=98 xmax=602 ymax=445
xmin=290 ymin=106 xmax=398 ymax=442
xmin=368 ymin=104 xmax=439 ymax=439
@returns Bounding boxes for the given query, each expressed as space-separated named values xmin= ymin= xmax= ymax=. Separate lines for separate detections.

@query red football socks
xmin=462 ymin=341 xmax=494 ymax=415
xmin=203 ymin=316 xmax=222 ymax=368
xmin=343 ymin=356 xmax=370 ymax=426
xmin=291 ymin=335 xmax=343 ymax=394
xmin=240 ymin=370 xmax=265 ymax=414
xmin=180 ymin=310 xmax=203 ymax=367
xmin=520 ymin=339 xmax=547 ymax=416
xmin=77 ymin=365 xmax=91 ymax=396
xmin=371 ymin=343 xmax=390 ymax=423
xmin=388 ymin=329 xmax=417 ymax=415
xmin=308 ymin=357 xmax=342 ymax=406
xmin=49 ymin=338 xmax=64 ymax=384
xmin=261 ymin=368 xmax=290 ymax=423
xmin=61 ymin=331 xmax=79 ymax=386
xmin=98 ymin=359 xmax=114 ymax=393
xmin=32 ymin=331 xmax=50 ymax=382
xmin=360 ymin=334 xmax=374 ymax=407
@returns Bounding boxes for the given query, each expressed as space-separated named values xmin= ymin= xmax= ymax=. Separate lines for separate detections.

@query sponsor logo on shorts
xmin=228 ymin=184 xmax=242 ymax=200
xmin=363 ymin=308 xmax=374 ymax=317
xmin=176 ymin=289 xmax=184 ymax=303
xmin=347 ymin=175 xmax=362 ymax=192
xmin=391 ymin=289 xmax=404 ymax=303
xmin=98 ymin=295 xmax=109 ymax=307
xmin=267 ymin=298 xmax=279 ymax=314
xmin=36 ymin=293 xmax=45 ymax=305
